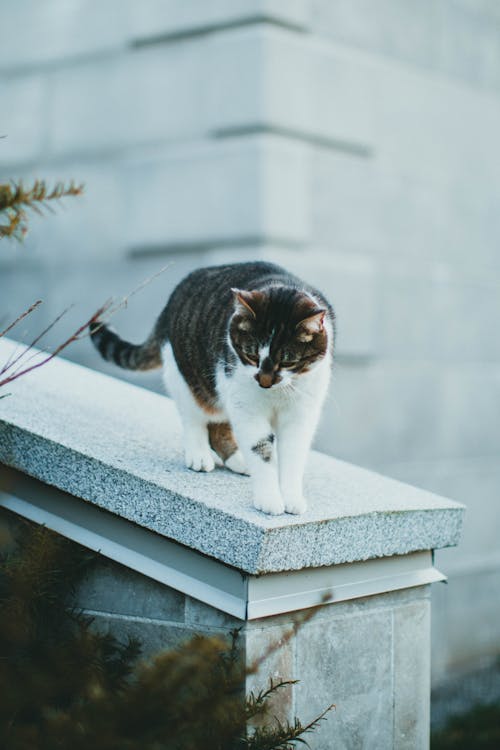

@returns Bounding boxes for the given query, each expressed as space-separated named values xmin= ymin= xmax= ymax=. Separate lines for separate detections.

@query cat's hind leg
xmin=162 ymin=343 xmax=216 ymax=472
xmin=208 ymin=423 xmax=249 ymax=475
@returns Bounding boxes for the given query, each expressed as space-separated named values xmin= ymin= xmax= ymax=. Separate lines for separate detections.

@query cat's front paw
xmin=284 ymin=494 xmax=307 ymax=515
xmin=254 ymin=492 xmax=285 ymax=516
xmin=224 ymin=449 xmax=249 ymax=475
xmin=185 ymin=446 xmax=215 ymax=472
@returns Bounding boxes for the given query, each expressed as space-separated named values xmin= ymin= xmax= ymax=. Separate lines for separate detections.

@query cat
xmin=90 ymin=261 xmax=335 ymax=515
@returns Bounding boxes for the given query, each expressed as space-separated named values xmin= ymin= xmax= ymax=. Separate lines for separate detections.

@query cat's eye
xmin=243 ymin=344 xmax=259 ymax=366
xmin=244 ymin=351 xmax=259 ymax=366
xmin=281 ymin=351 xmax=298 ymax=367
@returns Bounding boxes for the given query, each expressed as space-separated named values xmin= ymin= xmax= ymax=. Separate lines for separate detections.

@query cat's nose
xmin=255 ymin=372 xmax=273 ymax=388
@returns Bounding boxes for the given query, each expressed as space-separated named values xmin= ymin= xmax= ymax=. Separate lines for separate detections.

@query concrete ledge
xmin=0 ymin=337 xmax=464 ymax=574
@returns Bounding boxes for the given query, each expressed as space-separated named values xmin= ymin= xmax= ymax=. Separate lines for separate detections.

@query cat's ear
xmin=231 ymin=288 xmax=264 ymax=319
xmin=295 ymin=309 xmax=326 ymax=342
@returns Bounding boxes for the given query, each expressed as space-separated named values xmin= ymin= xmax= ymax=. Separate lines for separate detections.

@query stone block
xmin=374 ymin=260 xmax=500 ymax=363
xmin=246 ymin=28 xmax=500 ymax=189
xmin=393 ymin=598 xmax=431 ymax=749
xmin=121 ymin=137 xmax=309 ymax=249
xmin=309 ymin=0 xmax=439 ymax=71
xmin=77 ymin=558 xmax=185 ymax=621
xmin=88 ymin=612 xmax=191 ymax=660
xmin=438 ymin=0 xmax=500 ymax=90
xmin=316 ymin=360 xmax=442 ymax=465
xmin=310 ymin=150 xmax=443 ymax=260
xmin=317 ymin=358 xmax=500 ymax=466
xmin=295 ymin=606 xmax=393 ymax=749
xmin=49 ymin=44 xmax=213 ymax=157
xmin=0 ymin=0 xmax=308 ymax=74
xmin=0 ymin=0 xmax=129 ymax=70
xmin=310 ymin=133 xmax=500 ymax=273
xmin=185 ymin=595 xmax=240 ymax=631
xmin=129 ymin=0 xmax=309 ymax=42
xmin=0 ymin=75 xmax=47 ymax=166
xmin=245 ymin=624 xmax=295 ymax=726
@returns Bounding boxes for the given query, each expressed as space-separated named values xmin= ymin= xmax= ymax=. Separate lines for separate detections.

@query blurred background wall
xmin=1 ymin=0 xmax=499 ymax=690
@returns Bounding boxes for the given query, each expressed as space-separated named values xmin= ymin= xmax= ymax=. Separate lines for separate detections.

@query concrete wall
xmin=1 ymin=1 xmax=499 ymax=684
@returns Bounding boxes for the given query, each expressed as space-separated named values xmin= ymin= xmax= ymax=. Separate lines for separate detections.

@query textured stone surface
xmin=0 ymin=338 xmax=464 ymax=574
xmin=393 ymin=599 xmax=431 ymax=749
xmin=295 ymin=604 xmax=394 ymax=749
xmin=77 ymin=558 xmax=185 ymax=621
xmin=88 ymin=612 xmax=194 ymax=659
xmin=245 ymin=624 xmax=295 ymax=727
xmin=184 ymin=595 xmax=240 ymax=631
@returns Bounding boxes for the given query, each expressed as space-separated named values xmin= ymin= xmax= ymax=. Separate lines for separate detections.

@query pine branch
xmin=0 ymin=179 xmax=84 ymax=240
xmin=244 ymin=705 xmax=334 ymax=750
xmin=245 ymin=679 xmax=299 ymax=721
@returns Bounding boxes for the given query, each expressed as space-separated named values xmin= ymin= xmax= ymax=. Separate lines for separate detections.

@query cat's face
xmin=229 ymin=287 xmax=329 ymax=388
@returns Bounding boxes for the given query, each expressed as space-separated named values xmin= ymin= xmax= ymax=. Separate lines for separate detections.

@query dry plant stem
xmin=0 ymin=301 xmax=42 ymax=340
xmin=0 ymin=263 xmax=172 ymax=390
xmin=0 ymin=302 xmax=112 ymax=389
xmin=1 ymin=306 xmax=75 ymax=379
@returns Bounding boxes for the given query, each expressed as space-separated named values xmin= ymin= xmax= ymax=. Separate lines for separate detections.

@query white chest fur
xmin=162 ymin=340 xmax=331 ymax=515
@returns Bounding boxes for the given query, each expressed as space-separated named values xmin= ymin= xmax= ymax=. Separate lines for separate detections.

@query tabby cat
xmin=90 ymin=262 xmax=334 ymax=515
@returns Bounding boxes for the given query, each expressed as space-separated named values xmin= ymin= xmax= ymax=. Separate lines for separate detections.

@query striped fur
xmin=89 ymin=321 xmax=161 ymax=371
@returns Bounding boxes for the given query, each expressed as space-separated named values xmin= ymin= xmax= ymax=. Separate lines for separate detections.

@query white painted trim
xmin=0 ymin=469 xmax=248 ymax=620
xmin=247 ymin=550 xmax=444 ymax=619
xmin=1 ymin=467 xmax=445 ymax=621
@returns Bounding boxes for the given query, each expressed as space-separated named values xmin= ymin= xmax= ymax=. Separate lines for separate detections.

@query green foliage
xmin=0 ymin=180 xmax=83 ymax=240
xmin=0 ymin=518 xmax=331 ymax=749
xmin=431 ymin=703 xmax=500 ymax=750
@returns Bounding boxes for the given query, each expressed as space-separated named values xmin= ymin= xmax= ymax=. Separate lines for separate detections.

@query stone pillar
xmin=68 ymin=554 xmax=431 ymax=750
xmin=0 ymin=338 xmax=464 ymax=748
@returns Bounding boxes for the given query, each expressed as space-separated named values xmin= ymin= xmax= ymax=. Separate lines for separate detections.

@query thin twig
xmin=0 ymin=264 xmax=172 ymax=389
xmin=1 ymin=306 xmax=73 ymax=377
xmin=0 ymin=300 xmax=42 ymax=339
xmin=0 ymin=302 xmax=111 ymax=389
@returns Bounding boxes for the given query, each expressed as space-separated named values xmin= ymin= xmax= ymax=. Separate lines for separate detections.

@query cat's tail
xmin=89 ymin=320 xmax=162 ymax=371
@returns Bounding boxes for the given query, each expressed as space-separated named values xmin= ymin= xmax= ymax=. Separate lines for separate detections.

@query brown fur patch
xmin=193 ymin=391 xmax=219 ymax=415
xmin=208 ymin=422 xmax=238 ymax=461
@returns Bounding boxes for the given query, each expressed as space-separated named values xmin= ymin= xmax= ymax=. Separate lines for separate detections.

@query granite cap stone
xmin=0 ymin=338 xmax=464 ymax=574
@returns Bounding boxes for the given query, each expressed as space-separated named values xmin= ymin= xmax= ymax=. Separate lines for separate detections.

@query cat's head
xmin=229 ymin=286 xmax=330 ymax=388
